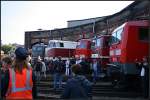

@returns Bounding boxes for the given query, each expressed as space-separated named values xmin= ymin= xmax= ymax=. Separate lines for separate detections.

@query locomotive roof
xmin=112 ymin=20 xmax=149 ymax=33
xmin=48 ymin=40 xmax=77 ymax=43
xmin=112 ymin=23 xmax=126 ymax=33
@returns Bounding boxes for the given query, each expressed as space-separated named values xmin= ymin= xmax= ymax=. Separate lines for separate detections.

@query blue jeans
xmin=53 ymin=73 xmax=63 ymax=89
xmin=35 ymin=71 xmax=41 ymax=82
xmin=93 ymin=70 xmax=98 ymax=82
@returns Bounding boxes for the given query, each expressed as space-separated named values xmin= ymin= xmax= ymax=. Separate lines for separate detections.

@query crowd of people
xmin=0 ymin=47 xmax=149 ymax=99
xmin=0 ymin=47 xmax=97 ymax=99
xmin=1 ymin=47 xmax=36 ymax=100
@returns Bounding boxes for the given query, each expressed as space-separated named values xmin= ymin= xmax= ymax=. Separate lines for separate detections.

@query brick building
xmin=25 ymin=1 xmax=150 ymax=49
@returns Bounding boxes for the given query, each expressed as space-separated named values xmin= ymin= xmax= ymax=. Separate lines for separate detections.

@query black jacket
xmin=53 ymin=60 xmax=65 ymax=73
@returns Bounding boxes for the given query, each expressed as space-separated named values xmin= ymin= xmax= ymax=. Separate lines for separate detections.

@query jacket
xmin=61 ymin=75 xmax=92 ymax=99
xmin=1 ymin=68 xmax=37 ymax=99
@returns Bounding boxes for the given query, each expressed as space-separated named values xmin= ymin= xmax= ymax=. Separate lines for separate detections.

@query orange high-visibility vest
xmin=6 ymin=68 xmax=33 ymax=100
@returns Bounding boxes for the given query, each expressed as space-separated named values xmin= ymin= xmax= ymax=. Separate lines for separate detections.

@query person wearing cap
xmin=1 ymin=47 xmax=37 ymax=100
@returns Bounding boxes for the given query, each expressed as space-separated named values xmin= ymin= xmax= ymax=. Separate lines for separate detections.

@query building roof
xmin=67 ymin=16 xmax=106 ymax=22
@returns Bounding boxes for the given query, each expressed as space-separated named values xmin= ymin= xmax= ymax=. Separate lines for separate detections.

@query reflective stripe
xmin=26 ymin=69 xmax=30 ymax=88
xmin=11 ymin=69 xmax=32 ymax=92
xmin=11 ymin=69 xmax=15 ymax=92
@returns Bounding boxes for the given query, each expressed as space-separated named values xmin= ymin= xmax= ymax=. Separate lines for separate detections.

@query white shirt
xmin=93 ymin=62 xmax=97 ymax=71
xmin=140 ymin=67 xmax=145 ymax=76
xmin=76 ymin=60 xmax=82 ymax=64
xmin=42 ymin=62 xmax=46 ymax=72
xmin=65 ymin=60 xmax=70 ymax=68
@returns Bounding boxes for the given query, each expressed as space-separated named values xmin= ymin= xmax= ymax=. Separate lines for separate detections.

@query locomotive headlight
xmin=80 ymin=55 xmax=85 ymax=58
xmin=91 ymin=54 xmax=99 ymax=58
xmin=110 ymin=50 xmax=114 ymax=56
xmin=75 ymin=55 xmax=79 ymax=58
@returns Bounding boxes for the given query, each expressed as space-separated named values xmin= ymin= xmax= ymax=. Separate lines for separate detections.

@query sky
xmin=1 ymin=1 xmax=134 ymax=45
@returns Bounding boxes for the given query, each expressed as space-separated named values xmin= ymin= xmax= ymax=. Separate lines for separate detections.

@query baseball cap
xmin=15 ymin=47 xmax=28 ymax=60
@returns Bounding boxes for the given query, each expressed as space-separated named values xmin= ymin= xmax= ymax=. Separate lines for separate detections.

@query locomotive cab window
xmin=60 ymin=43 xmax=64 ymax=47
xmin=79 ymin=41 xmax=86 ymax=49
xmin=55 ymin=42 xmax=64 ymax=47
xmin=91 ymin=42 xmax=95 ymax=50
xmin=32 ymin=47 xmax=36 ymax=51
xmin=139 ymin=27 xmax=149 ymax=42
xmin=96 ymin=38 xmax=103 ymax=47
xmin=104 ymin=38 xmax=109 ymax=47
xmin=53 ymin=42 xmax=56 ymax=47
xmin=110 ymin=28 xmax=123 ymax=44
xmin=49 ymin=42 xmax=54 ymax=48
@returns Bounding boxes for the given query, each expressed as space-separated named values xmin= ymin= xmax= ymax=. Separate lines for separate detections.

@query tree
xmin=1 ymin=44 xmax=14 ymax=54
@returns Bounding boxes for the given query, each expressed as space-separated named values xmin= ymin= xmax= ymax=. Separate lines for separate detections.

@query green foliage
xmin=1 ymin=44 xmax=15 ymax=54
